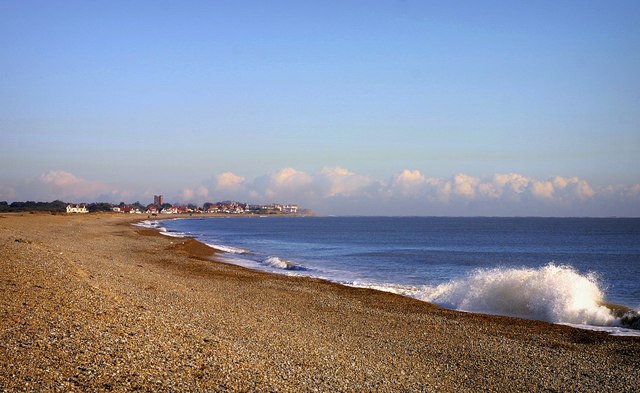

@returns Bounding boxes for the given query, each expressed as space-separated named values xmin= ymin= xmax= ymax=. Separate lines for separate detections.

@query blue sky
xmin=1 ymin=1 xmax=639 ymax=215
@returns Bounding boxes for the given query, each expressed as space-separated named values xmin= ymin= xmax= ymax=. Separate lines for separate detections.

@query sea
xmin=138 ymin=216 xmax=640 ymax=336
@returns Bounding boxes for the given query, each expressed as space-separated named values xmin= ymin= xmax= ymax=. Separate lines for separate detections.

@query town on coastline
xmin=1 ymin=195 xmax=305 ymax=216
xmin=108 ymin=195 xmax=301 ymax=215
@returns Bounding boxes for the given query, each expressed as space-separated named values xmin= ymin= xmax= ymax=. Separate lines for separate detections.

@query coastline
xmin=1 ymin=213 xmax=638 ymax=391
xmin=152 ymin=215 xmax=640 ymax=335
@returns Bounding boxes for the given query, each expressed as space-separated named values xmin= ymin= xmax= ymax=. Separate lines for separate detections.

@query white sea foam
xmin=418 ymin=263 xmax=627 ymax=328
xmin=159 ymin=230 xmax=187 ymax=237
xmin=133 ymin=220 xmax=162 ymax=229
xmin=562 ymin=323 xmax=640 ymax=337
xmin=134 ymin=220 xmax=193 ymax=237
xmin=264 ymin=256 xmax=300 ymax=270
xmin=205 ymin=243 xmax=249 ymax=254
xmin=350 ymin=281 xmax=420 ymax=297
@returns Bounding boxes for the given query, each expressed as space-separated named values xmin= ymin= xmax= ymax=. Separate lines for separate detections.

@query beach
xmin=1 ymin=213 xmax=638 ymax=391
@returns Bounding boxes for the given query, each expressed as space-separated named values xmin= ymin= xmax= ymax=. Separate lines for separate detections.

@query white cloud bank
xmin=205 ymin=168 xmax=639 ymax=216
xmin=4 ymin=168 xmax=639 ymax=216
xmin=14 ymin=170 xmax=131 ymax=202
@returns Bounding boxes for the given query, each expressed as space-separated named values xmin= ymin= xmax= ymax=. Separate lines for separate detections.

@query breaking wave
xmin=133 ymin=220 xmax=164 ymax=230
xmin=160 ymin=230 xmax=190 ymax=237
xmin=134 ymin=220 xmax=185 ymax=236
xmin=349 ymin=282 xmax=420 ymax=297
xmin=419 ymin=263 xmax=639 ymax=329
xmin=263 ymin=256 xmax=302 ymax=270
xmin=205 ymin=243 xmax=249 ymax=254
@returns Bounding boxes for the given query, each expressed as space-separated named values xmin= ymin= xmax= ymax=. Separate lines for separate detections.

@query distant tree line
xmin=0 ymin=200 xmax=67 ymax=212
xmin=87 ymin=202 xmax=114 ymax=212
xmin=0 ymin=200 xmax=154 ymax=213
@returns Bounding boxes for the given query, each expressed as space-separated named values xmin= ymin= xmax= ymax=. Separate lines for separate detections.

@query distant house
xmin=206 ymin=201 xmax=247 ymax=214
xmin=112 ymin=205 xmax=140 ymax=214
xmin=66 ymin=204 xmax=88 ymax=213
xmin=281 ymin=204 xmax=299 ymax=214
xmin=270 ymin=204 xmax=299 ymax=214
xmin=161 ymin=206 xmax=178 ymax=214
xmin=174 ymin=205 xmax=188 ymax=214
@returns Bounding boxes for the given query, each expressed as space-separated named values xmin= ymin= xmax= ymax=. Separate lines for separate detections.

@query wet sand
xmin=1 ymin=213 xmax=638 ymax=391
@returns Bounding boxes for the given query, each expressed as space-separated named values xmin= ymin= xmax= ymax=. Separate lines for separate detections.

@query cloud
xmin=478 ymin=173 xmax=530 ymax=199
xmin=390 ymin=170 xmax=450 ymax=203
xmin=531 ymin=181 xmax=555 ymax=199
xmin=532 ymin=176 xmax=595 ymax=200
xmin=271 ymin=168 xmax=313 ymax=188
xmin=264 ymin=168 xmax=314 ymax=200
xmin=600 ymin=183 xmax=640 ymax=199
xmin=320 ymin=167 xmax=372 ymax=197
xmin=392 ymin=169 xmax=427 ymax=196
xmin=453 ymin=174 xmax=480 ymax=198
xmin=552 ymin=176 xmax=568 ymax=189
xmin=179 ymin=186 xmax=209 ymax=204
xmin=0 ymin=185 xmax=16 ymax=201
xmin=202 ymin=171 xmax=249 ymax=201
xmin=395 ymin=169 xmax=425 ymax=185
xmin=35 ymin=170 xmax=129 ymax=202
xmin=10 ymin=167 xmax=638 ymax=216
xmin=181 ymin=188 xmax=195 ymax=201
xmin=561 ymin=177 xmax=593 ymax=197
xmin=40 ymin=171 xmax=81 ymax=188
xmin=496 ymin=173 xmax=530 ymax=193
xmin=572 ymin=178 xmax=595 ymax=198
xmin=209 ymin=167 xmax=640 ymax=215
xmin=216 ymin=172 xmax=246 ymax=190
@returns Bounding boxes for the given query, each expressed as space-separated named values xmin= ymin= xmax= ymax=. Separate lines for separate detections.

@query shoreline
xmin=146 ymin=214 xmax=640 ymax=336
xmin=1 ymin=212 xmax=639 ymax=390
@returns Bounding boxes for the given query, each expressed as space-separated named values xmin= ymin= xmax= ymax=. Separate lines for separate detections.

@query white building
xmin=280 ymin=204 xmax=299 ymax=214
xmin=66 ymin=204 xmax=88 ymax=213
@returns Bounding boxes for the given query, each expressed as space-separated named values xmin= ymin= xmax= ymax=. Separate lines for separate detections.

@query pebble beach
xmin=1 ymin=213 xmax=639 ymax=391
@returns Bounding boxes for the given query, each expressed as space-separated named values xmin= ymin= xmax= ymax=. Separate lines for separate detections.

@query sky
xmin=1 ymin=1 xmax=639 ymax=216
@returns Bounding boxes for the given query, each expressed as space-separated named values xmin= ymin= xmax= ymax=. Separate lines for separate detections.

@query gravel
xmin=1 ymin=213 xmax=638 ymax=392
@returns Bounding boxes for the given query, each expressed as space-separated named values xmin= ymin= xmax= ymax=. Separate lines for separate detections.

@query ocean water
xmin=142 ymin=216 xmax=640 ymax=335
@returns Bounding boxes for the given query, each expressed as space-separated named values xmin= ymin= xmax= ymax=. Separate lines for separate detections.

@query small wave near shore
xmin=418 ymin=263 xmax=640 ymax=334
xmin=134 ymin=220 xmax=306 ymax=272
xmin=205 ymin=243 xmax=249 ymax=254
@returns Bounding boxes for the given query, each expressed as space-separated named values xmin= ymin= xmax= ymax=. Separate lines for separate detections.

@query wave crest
xmin=419 ymin=263 xmax=622 ymax=327
xmin=133 ymin=220 xmax=162 ymax=229
xmin=205 ymin=243 xmax=248 ymax=254
xmin=264 ymin=256 xmax=301 ymax=270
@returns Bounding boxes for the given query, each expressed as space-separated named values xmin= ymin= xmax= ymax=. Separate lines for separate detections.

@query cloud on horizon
xmin=4 ymin=168 xmax=639 ymax=216
xmin=10 ymin=170 xmax=131 ymax=203
xmin=199 ymin=167 xmax=640 ymax=216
